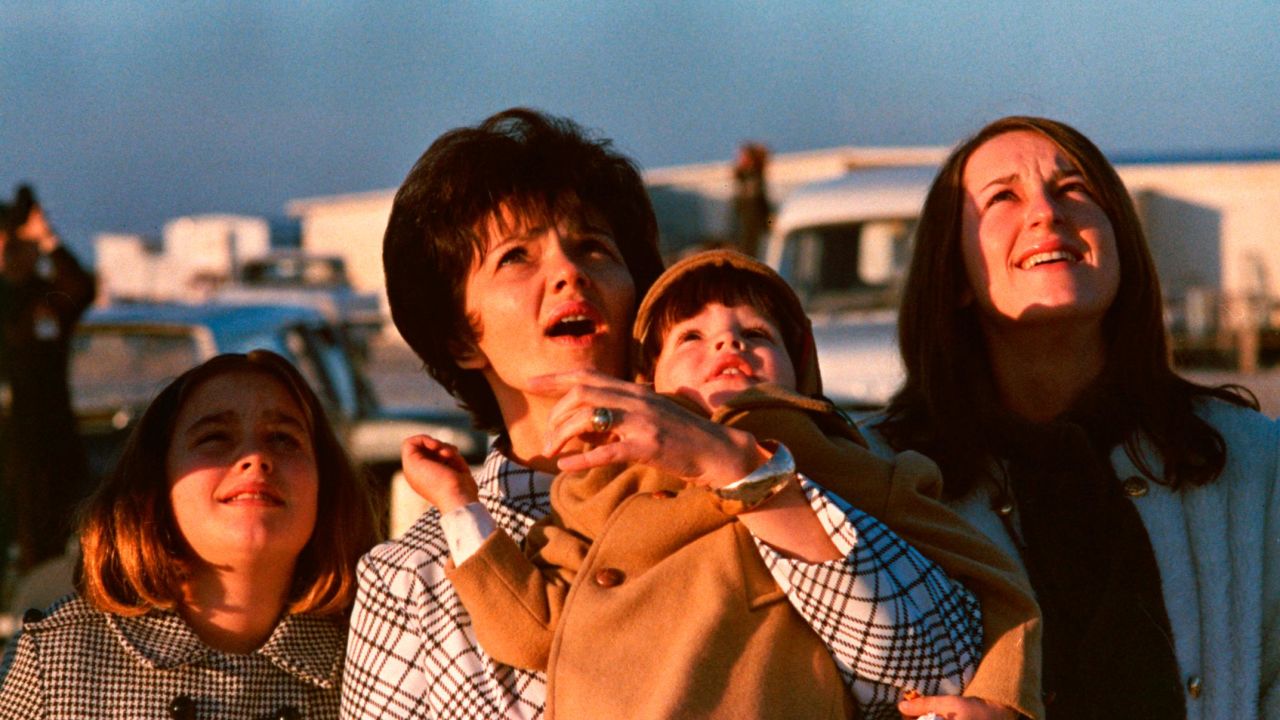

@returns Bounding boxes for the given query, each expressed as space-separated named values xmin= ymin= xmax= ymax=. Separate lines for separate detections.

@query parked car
xmin=213 ymin=250 xmax=384 ymax=359
xmin=70 ymin=302 xmax=486 ymax=498
xmin=759 ymin=166 xmax=934 ymax=409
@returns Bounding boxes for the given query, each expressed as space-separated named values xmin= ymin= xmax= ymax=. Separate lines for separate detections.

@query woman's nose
xmin=548 ymin=245 xmax=589 ymax=292
xmin=1025 ymin=188 xmax=1061 ymax=227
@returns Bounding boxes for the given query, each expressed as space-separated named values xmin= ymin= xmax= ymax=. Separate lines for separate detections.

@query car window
xmin=71 ymin=329 xmax=202 ymax=412
xmin=282 ymin=328 xmax=341 ymax=413
xmin=778 ymin=218 xmax=915 ymax=313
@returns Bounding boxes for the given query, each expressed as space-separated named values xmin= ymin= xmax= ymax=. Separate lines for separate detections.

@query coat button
xmin=1122 ymin=475 xmax=1149 ymax=497
xmin=651 ymin=489 xmax=675 ymax=499
xmin=274 ymin=705 xmax=302 ymax=720
xmin=168 ymin=695 xmax=195 ymax=720
xmin=594 ymin=568 xmax=625 ymax=587
xmin=21 ymin=608 xmax=44 ymax=625
xmin=1187 ymin=675 xmax=1203 ymax=698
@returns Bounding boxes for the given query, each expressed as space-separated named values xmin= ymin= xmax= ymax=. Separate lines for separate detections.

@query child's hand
xmin=401 ymin=434 xmax=478 ymax=515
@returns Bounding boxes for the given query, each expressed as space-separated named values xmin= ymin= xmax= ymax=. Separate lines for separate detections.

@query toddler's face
xmin=652 ymin=302 xmax=796 ymax=414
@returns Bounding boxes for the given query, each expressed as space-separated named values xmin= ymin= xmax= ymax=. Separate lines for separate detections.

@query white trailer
xmin=762 ymin=157 xmax=1280 ymax=405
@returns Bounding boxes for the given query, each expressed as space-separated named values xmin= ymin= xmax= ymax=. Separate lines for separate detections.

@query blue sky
xmin=2 ymin=2 xmax=1278 ymax=255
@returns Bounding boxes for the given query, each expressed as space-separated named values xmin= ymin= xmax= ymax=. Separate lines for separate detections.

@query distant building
xmin=94 ymin=214 xmax=271 ymax=303
xmin=283 ymin=145 xmax=951 ymax=297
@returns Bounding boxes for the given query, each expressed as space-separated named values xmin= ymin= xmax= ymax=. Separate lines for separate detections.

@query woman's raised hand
xmin=897 ymin=695 xmax=1019 ymax=720
xmin=401 ymin=434 xmax=478 ymax=515
xmin=529 ymin=370 xmax=764 ymax=487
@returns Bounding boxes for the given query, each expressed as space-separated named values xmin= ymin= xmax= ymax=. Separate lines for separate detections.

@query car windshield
xmin=778 ymin=218 xmax=916 ymax=313
xmin=71 ymin=329 xmax=202 ymax=412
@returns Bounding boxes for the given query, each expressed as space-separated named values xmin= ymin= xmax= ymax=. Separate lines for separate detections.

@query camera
xmin=9 ymin=184 xmax=37 ymax=230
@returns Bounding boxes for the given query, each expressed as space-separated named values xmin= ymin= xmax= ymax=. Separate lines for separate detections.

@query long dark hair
xmin=878 ymin=116 xmax=1254 ymax=497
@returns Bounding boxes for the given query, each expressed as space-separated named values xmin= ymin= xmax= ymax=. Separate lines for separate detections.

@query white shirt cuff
xmin=439 ymin=502 xmax=497 ymax=565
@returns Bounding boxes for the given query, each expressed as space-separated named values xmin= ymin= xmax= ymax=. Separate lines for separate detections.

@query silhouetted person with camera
xmin=0 ymin=186 xmax=96 ymax=578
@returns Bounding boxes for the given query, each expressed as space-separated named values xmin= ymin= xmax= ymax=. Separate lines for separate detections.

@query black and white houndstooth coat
xmin=0 ymin=594 xmax=344 ymax=719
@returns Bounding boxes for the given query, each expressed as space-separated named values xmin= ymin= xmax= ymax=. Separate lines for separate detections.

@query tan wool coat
xmin=451 ymin=249 xmax=1043 ymax=719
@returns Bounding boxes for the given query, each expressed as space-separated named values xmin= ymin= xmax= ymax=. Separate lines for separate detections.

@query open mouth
xmin=708 ymin=356 xmax=754 ymax=381
xmin=1018 ymin=248 xmax=1081 ymax=270
xmin=546 ymin=314 xmax=599 ymax=338
xmin=545 ymin=303 xmax=605 ymax=341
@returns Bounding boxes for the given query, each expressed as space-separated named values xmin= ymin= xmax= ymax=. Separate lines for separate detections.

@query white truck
xmin=762 ymin=157 xmax=1280 ymax=407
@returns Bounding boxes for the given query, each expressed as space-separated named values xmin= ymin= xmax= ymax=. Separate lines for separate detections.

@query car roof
xmin=82 ymin=302 xmax=329 ymax=350
xmin=772 ymin=164 xmax=937 ymax=235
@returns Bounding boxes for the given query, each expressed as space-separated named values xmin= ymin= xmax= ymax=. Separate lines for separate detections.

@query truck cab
xmin=761 ymin=165 xmax=936 ymax=408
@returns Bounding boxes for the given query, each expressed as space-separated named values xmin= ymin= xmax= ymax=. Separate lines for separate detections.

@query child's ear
xmin=451 ymin=340 xmax=488 ymax=370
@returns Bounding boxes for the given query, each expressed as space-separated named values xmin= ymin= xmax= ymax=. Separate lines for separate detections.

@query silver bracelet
xmin=710 ymin=441 xmax=796 ymax=515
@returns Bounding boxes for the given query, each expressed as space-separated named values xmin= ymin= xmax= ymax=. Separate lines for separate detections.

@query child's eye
xmin=677 ymin=329 xmax=702 ymax=344
xmin=744 ymin=327 xmax=775 ymax=343
xmin=268 ymin=431 xmax=305 ymax=451
xmin=195 ymin=431 xmax=228 ymax=446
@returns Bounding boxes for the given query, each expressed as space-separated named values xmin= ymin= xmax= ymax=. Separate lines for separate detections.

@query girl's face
xmin=166 ymin=371 xmax=318 ymax=571
xmin=457 ymin=202 xmax=636 ymax=405
xmin=959 ymin=130 xmax=1120 ymax=332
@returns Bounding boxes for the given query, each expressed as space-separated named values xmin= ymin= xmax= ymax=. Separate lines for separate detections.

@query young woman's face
xmin=959 ymin=130 xmax=1120 ymax=331
xmin=458 ymin=202 xmax=636 ymax=406
xmin=652 ymin=302 xmax=796 ymax=414
xmin=166 ymin=371 xmax=318 ymax=571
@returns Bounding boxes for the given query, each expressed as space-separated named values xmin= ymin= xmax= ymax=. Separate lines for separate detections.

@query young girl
xmin=0 ymin=351 xmax=379 ymax=719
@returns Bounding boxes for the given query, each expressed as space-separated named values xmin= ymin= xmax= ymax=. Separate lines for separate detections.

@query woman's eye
xmin=495 ymin=246 xmax=528 ymax=267
xmin=985 ymin=189 xmax=1016 ymax=208
xmin=1060 ymin=180 xmax=1093 ymax=199
xmin=578 ymin=236 xmax=621 ymax=261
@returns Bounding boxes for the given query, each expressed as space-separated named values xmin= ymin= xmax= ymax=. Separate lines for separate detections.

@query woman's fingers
xmin=543 ymin=404 xmax=624 ymax=458
xmin=897 ymin=695 xmax=1017 ymax=720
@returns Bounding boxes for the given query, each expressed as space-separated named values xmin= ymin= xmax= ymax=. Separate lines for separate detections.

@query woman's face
xmin=959 ymin=130 xmax=1120 ymax=330
xmin=458 ymin=202 xmax=636 ymax=405
xmin=167 ymin=371 xmax=318 ymax=571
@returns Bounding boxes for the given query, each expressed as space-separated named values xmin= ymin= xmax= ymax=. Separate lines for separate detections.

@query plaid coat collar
xmin=107 ymin=608 xmax=345 ymax=689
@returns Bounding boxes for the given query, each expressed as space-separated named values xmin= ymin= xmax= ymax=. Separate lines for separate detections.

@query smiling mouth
xmin=221 ymin=491 xmax=283 ymax=505
xmin=1018 ymin=249 xmax=1080 ymax=270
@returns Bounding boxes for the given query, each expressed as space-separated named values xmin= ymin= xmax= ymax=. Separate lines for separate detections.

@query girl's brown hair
xmin=77 ymin=350 xmax=380 ymax=617
xmin=878 ymin=116 xmax=1253 ymax=496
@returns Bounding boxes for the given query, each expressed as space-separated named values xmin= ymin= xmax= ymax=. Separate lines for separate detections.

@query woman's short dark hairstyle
xmin=78 ymin=350 xmax=380 ymax=618
xmin=879 ymin=115 xmax=1253 ymax=496
xmin=383 ymin=108 xmax=665 ymax=432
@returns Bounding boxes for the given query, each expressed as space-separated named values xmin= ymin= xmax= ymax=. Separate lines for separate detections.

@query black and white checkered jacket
xmin=340 ymin=446 xmax=981 ymax=720
xmin=0 ymin=594 xmax=344 ymax=719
